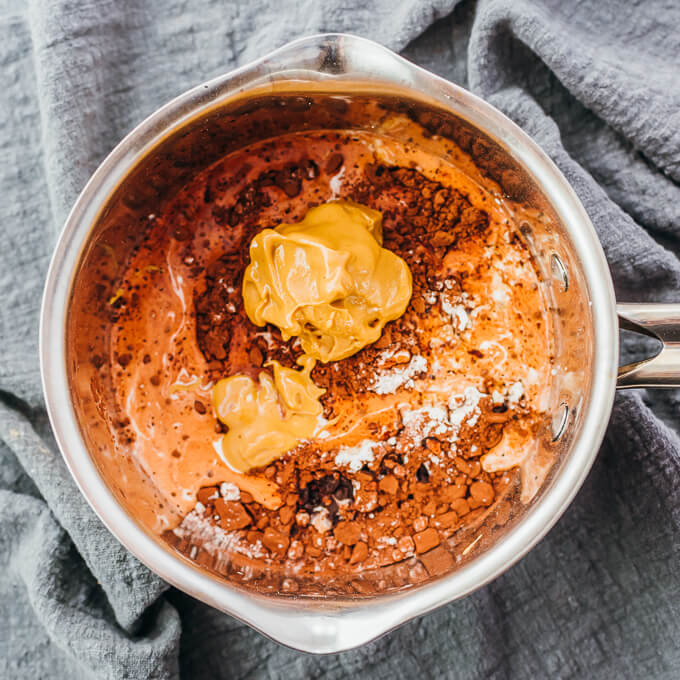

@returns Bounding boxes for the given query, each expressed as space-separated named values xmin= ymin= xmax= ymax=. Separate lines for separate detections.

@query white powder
xmin=371 ymin=372 xmax=405 ymax=395
xmin=174 ymin=510 xmax=266 ymax=562
xmin=371 ymin=354 xmax=428 ymax=395
xmin=491 ymin=271 xmax=511 ymax=303
xmin=399 ymin=386 xmax=488 ymax=448
xmin=408 ymin=354 xmax=428 ymax=374
xmin=467 ymin=412 xmax=481 ymax=427
xmin=194 ymin=501 xmax=206 ymax=513
xmin=310 ymin=507 xmax=332 ymax=533
xmin=377 ymin=348 xmax=395 ymax=363
xmin=423 ymin=291 xmax=437 ymax=304
xmin=334 ymin=439 xmax=378 ymax=472
xmin=507 ymin=381 xmax=525 ymax=405
xmin=401 ymin=405 xmax=450 ymax=439
xmin=452 ymin=306 xmax=469 ymax=331
xmin=220 ymin=482 xmax=240 ymax=501
xmin=449 ymin=386 xmax=485 ymax=428
xmin=441 ymin=298 xmax=469 ymax=331
xmin=491 ymin=390 xmax=505 ymax=405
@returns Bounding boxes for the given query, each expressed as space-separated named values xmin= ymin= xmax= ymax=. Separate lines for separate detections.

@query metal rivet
xmin=551 ymin=253 xmax=569 ymax=292
xmin=551 ymin=402 xmax=569 ymax=441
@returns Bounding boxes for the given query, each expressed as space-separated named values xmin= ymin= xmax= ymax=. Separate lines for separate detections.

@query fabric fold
xmin=2 ymin=0 xmax=679 ymax=677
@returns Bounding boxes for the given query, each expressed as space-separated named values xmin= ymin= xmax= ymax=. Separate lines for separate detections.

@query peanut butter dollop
xmin=242 ymin=200 xmax=413 ymax=362
xmin=212 ymin=355 xmax=326 ymax=473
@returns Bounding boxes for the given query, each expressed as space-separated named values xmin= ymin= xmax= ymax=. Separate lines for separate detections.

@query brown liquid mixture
xmin=108 ymin=128 xmax=554 ymax=588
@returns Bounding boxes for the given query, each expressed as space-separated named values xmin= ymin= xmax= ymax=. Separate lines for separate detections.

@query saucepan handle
xmin=617 ymin=303 xmax=680 ymax=388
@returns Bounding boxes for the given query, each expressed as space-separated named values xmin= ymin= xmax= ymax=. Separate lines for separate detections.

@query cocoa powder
xmin=109 ymin=129 xmax=551 ymax=591
xmin=184 ymin=148 xmax=530 ymax=576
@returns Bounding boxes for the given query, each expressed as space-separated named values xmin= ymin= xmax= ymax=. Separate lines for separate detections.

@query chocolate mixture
xmin=107 ymin=128 xmax=553 ymax=593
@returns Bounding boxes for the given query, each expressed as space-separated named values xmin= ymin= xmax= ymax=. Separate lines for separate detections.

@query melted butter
xmin=213 ymin=355 xmax=326 ymax=472
xmin=242 ymin=200 xmax=412 ymax=362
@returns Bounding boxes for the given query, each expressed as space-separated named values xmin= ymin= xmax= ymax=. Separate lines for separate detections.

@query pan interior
xmin=66 ymin=85 xmax=594 ymax=598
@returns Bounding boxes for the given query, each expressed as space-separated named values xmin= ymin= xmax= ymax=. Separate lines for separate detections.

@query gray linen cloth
xmin=1 ymin=0 xmax=679 ymax=677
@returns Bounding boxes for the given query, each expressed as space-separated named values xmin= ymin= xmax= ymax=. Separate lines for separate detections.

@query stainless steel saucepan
xmin=40 ymin=33 xmax=680 ymax=653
